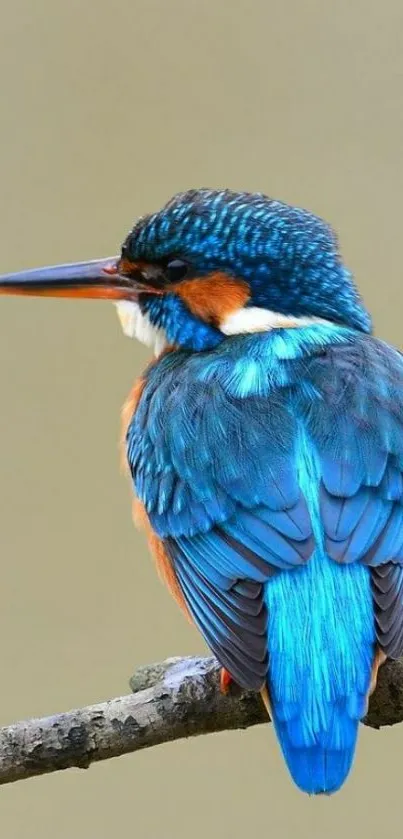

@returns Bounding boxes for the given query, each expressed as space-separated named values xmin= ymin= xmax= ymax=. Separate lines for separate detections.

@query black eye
xmin=165 ymin=258 xmax=189 ymax=283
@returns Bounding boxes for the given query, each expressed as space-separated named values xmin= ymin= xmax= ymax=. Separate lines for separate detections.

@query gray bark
xmin=0 ymin=655 xmax=401 ymax=786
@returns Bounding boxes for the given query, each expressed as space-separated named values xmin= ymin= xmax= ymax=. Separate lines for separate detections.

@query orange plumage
xmin=121 ymin=371 xmax=190 ymax=621
xmin=171 ymin=272 xmax=249 ymax=326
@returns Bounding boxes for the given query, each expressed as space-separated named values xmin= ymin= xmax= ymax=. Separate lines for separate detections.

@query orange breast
xmin=132 ymin=499 xmax=191 ymax=620
xmin=120 ymin=376 xmax=146 ymax=474
xmin=120 ymin=370 xmax=191 ymax=621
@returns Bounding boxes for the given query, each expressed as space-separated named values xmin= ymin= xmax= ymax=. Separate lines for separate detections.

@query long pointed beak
xmin=0 ymin=257 xmax=141 ymax=301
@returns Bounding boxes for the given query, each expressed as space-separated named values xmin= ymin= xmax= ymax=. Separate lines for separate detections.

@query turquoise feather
xmin=121 ymin=191 xmax=403 ymax=794
xmin=127 ymin=323 xmax=403 ymax=793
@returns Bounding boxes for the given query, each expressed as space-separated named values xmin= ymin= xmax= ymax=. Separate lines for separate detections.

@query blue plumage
xmin=2 ymin=187 xmax=401 ymax=794
xmin=127 ymin=319 xmax=403 ymax=793
xmin=121 ymin=190 xmax=403 ymax=794
xmin=124 ymin=189 xmax=372 ymax=334
xmin=266 ymin=553 xmax=373 ymax=794
xmin=265 ymin=424 xmax=374 ymax=793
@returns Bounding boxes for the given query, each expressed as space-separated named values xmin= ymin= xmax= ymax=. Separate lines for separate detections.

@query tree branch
xmin=0 ymin=655 xmax=402 ymax=786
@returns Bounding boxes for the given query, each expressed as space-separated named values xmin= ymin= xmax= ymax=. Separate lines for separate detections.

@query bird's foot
xmin=219 ymin=667 xmax=233 ymax=694
xmin=364 ymin=646 xmax=387 ymax=715
xmin=369 ymin=647 xmax=387 ymax=697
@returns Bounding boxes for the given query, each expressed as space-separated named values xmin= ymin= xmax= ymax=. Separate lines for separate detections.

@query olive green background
xmin=0 ymin=1 xmax=401 ymax=836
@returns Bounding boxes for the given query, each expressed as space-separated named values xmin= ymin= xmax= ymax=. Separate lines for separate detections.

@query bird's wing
xmin=317 ymin=342 xmax=403 ymax=659
xmin=126 ymin=332 xmax=403 ymax=687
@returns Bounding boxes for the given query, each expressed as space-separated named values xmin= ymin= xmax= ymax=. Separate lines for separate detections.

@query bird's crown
xmin=119 ymin=189 xmax=371 ymax=346
xmin=0 ymin=188 xmax=372 ymax=353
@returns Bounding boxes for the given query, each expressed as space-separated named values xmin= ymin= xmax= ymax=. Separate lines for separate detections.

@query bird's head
xmin=0 ymin=189 xmax=371 ymax=351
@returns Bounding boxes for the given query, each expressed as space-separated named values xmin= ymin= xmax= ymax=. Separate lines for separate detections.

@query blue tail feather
xmin=265 ymin=552 xmax=374 ymax=795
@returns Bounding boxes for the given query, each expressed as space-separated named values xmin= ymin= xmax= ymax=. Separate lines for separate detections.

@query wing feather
xmin=126 ymin=330 xmax=403 ymax=682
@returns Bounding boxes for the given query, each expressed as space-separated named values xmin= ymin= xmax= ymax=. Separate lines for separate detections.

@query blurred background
xmin=0 ymin=0 xmax=402 ymax=836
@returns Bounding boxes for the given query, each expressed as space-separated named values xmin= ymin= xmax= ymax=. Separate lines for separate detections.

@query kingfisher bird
xmin=0 ymin=188 xmax=401 ymax=795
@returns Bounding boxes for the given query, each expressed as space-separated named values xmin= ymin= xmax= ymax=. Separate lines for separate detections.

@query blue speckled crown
xmin=123 ymin=189 xmax=372 ymax=333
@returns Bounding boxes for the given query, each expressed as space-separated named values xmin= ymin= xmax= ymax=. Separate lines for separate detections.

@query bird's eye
xmin=165 ymin=259 xmax=189 ymax=283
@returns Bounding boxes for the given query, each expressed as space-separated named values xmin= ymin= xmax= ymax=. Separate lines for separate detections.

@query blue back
xmin=126 ymin=323 xmax=403 ymax=793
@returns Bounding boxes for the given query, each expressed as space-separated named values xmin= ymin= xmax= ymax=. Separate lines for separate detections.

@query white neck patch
xmin=115 ymin=301 xmax=167 ymax=356
xmin=115 ymin=301 xmax=332 ymax=355
xmin=221 ymin=306 xmax=331 ymax=335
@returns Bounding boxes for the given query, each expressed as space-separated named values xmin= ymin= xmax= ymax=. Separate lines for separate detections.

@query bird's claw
xmin=219 ymin=667 xmax=233 ymax=694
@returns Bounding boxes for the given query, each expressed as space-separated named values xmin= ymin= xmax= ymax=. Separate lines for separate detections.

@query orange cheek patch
xmin=172 ymin=272 xmax=250 ymax=326
xmin=133 ymin=499 xmax=192 ymax=621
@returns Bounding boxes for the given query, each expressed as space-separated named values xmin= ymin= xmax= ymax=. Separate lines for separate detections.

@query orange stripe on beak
xmin=0 ymin=257 xmax=163 ymax=301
